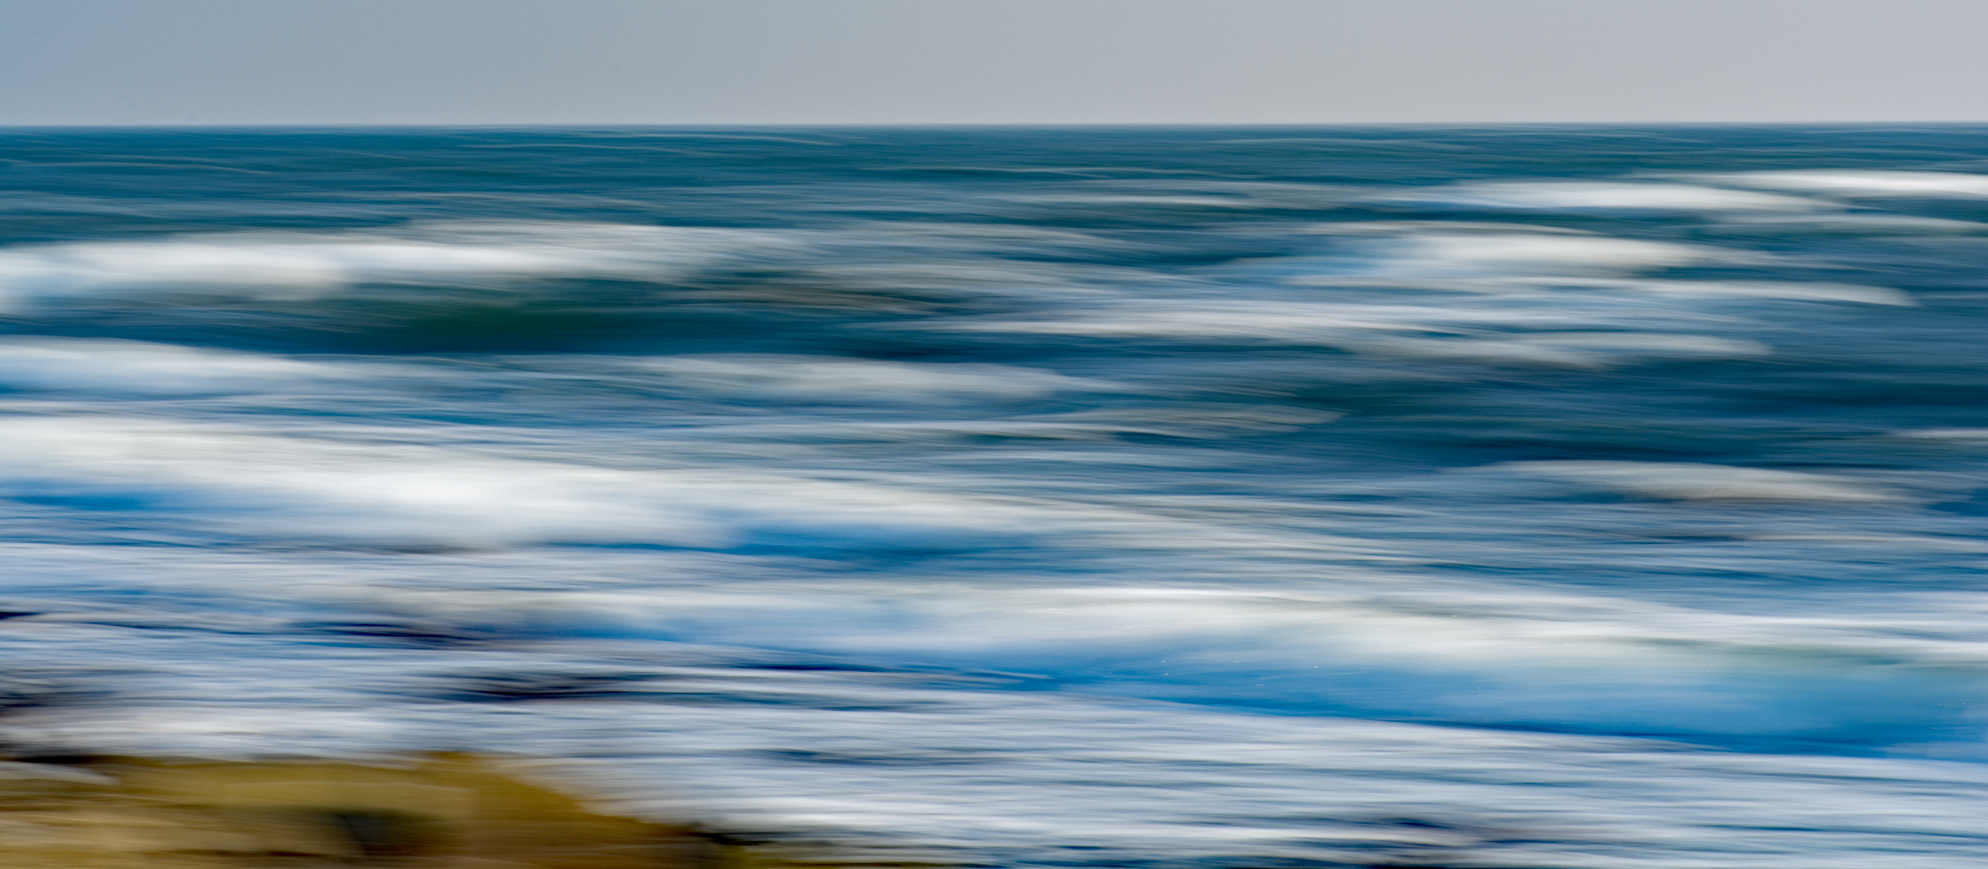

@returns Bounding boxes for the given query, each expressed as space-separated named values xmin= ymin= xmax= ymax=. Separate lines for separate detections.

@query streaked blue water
xmin=3 ymin=126 xmax=1988 ymax=866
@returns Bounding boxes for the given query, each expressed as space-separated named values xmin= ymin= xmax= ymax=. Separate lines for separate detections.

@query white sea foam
xmin=0 ymin=337 xmax=366 ymax=394
xmin=1375 ymin=181 xmax=1834 ymax=212
xmin=1695 ymin=170 xmax=1988 ymax=198
xmin=1366 ymin=233 xmax=1753 ymax=276
xmin=1534 ymin=278 xmax=1914 ymax=305
xmin=1290 ymin=220 xmax=1598 ymax=235
xmin=624 ymin=355 xmax=1130 ymax=403
xmin=1490 ymin=461 xmax=1904 ymax=502
xmin=1505 ymin=332 xmax=1770 ymax=354
xmin=337 ymin=581 xmax=1988 ymax=744
xmin=911 ymin=227 xmax=1803 ymax=368
xmin=3 ymin=531 xmax=1984 ymax=864
xmin=1287 ymin=275 xmax=1913 ymax=304
xmin=0 ymin=418 xmax=1068 ymax=548
xmin=14 ymin=644 xmax=1985 ymax=868
xmin=0 ymin=221 xmax=801 ymax=309
xmin=1346 ymin=333 xmax=1769 ymax=367
xmin=1894 ymin=428 xmax=1988 ymax=440
xmin=13 ymin=541 xmax=1987 ymax=756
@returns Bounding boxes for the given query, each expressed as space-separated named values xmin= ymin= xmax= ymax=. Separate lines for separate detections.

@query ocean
xmin=1 ymin=125 xmax=1985 ymax=867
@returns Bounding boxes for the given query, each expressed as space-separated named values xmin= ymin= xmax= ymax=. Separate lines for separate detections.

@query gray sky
xmin=3 ymin=0 xmax=1984 ymax=126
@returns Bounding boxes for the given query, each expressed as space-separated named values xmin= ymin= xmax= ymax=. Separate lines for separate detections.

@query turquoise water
xmin=1 ymin=126 xmax=1986 ymax=866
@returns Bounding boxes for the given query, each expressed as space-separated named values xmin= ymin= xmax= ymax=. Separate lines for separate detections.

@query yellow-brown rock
xmin=0 ymin=753 xmax=722 ymax=868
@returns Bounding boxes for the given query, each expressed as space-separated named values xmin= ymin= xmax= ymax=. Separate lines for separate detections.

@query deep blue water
xmin=2 ymin=126 xmax=1987 ymax=866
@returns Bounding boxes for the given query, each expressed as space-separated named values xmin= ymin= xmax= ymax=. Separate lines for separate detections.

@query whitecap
xmin=0 ymin=337 xmax=365 ymax=395
xmin=1346 ymin=333 xmax=1769 ymax=368
xmin=1373 ymin=181 xmax=1834 ymax=213
xmin=1286 ymin=275 xmax=1912 ymax=305
xmin=1694 ymin=170 xmax=1988 ymax=198
xmin=1367 ymin=234 xmax=1755 ymax=277
xmin=0 ymin=418 xmax=1068 ymax=549
xmin=916 ymin=300 xmax=1730 ymax=348
xmin=623 ymin=355 xmax=1131 ymax=403
xmin=1508 ymin=332 xmax=1770 ymax=355
xmin=0 ymin=221 xmax=803 ymax=310
xmin=1895 ymin=428 xmax=1988 ymax=439
xmin=1288 ymin=221 xmax=1597 ymax=236
xmin=1530 ymin=278 xmax=1913 ymax=305
xmin=1489 ymin=460 xmax=1903 ymax=502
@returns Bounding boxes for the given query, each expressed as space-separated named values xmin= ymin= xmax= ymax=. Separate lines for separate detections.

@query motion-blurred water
xmin=2 ymin=126 xmax=1987 ymax=867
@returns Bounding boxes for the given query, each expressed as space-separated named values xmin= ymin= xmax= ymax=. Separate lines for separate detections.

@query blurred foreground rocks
xmin=0 ymin=752 xmax=870 ymax=868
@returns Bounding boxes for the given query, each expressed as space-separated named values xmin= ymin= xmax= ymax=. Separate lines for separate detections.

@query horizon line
xmin=4 ymin=120 xmax=1988 ymax=132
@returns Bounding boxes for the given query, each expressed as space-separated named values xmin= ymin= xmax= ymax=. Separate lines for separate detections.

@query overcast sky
xmin=3 ymin=0 xmax=1984 ymax=126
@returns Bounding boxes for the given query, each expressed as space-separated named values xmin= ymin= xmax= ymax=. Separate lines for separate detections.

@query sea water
xmin=0 ymin=126 xmax=1985 ymax=867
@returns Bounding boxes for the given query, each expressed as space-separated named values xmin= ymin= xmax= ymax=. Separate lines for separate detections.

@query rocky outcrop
xmin=0 ymin=752 xmax=730 ymax=868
